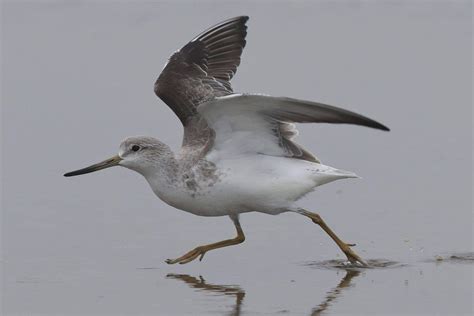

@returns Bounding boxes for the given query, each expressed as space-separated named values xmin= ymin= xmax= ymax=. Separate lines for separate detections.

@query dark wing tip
xmin=379 ymin=124 xmax=390 ymax=132
xmin=235 ymin=15 xmax=250 ymax=24
xmin=190 ymin=15 xmax=250 ymax=86
xmin=226 ymin=15 xmax=249 ymax=22
xmin=192 ymin=16 xmax=249 ymax=41
xmin=283 ymin=96 xmax=391 ymax=132
xmin=347 ymin=114 xmax=390 ymax=132
xmin=367 ymin=120 xmax=390 ymax=131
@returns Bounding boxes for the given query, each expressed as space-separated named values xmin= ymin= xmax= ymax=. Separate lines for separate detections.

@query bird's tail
xmin=312 ymin=164 xmax=360 ymax=186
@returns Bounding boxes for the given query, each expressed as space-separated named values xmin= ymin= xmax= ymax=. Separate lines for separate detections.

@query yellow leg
xmin=299 ymin=209 xmax=368 ymax=266
xmin=166 ymin=215 xmax=245 ymax=265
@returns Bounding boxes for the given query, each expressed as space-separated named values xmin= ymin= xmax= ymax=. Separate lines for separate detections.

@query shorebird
xmin=65 ymin=16 xmax=389 ymax=266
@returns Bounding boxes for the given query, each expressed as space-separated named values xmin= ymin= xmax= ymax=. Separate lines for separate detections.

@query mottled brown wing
xmin=154 ymin=16 xmax=249 ymax=126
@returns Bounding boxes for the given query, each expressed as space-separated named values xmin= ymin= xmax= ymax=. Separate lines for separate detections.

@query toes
xmin=356 ymin=258 xmax=369 ymax=267
xmin=165 ymin=254 xmax=194 ymax=265
xmin=179 ymin=252 xmax=201 ymax=264
xmin=178 ymin=256 xmax=195 ymax=264
xmin=343 ymin=248 xmax=368 ymax=267
xmin=347 ymin=254 xmax=368 ymax=267
xmin=353 ymin=259 xmax=369 ymax=267
xmin=165 ymin=247 xmax=207 ymax=265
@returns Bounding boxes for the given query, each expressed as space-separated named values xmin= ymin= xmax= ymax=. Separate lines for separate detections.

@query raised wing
xmin=154 ymin=16 xmax=249 ymax=126
xmin=198 ymin=94 xmax=389 ymax=162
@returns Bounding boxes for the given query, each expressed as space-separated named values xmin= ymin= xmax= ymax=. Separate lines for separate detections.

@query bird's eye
xmin=131 ymin=145 xmax=140 ymax=152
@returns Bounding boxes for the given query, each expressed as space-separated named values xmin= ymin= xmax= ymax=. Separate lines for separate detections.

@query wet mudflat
xmin=2 ymin=2 xmax=472 ymax=315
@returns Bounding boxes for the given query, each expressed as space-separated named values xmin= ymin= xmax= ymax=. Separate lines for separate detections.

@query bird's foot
xmin=305 ymin=211 xmax=368 ymax=267
xmin=166 ymin=246 xmax=207 ymax=265
xmin=343 ymin=246 xmax=368 ymax=267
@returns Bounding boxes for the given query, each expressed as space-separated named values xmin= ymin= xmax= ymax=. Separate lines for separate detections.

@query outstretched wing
xmin=154 ymin=16 xmax=249 ymax=126
xmin=198 ymin=94 xmax=389 ymax=162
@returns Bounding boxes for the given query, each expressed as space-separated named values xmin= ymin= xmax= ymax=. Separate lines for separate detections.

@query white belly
xmin=149 ymin=155 xmax=357 ymax=217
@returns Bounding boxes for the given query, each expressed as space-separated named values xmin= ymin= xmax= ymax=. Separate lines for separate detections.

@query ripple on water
xmin=303 ymin=259 xmax=405 ymax=271
xmin=425 ymin=252 xmax=474 ymax=264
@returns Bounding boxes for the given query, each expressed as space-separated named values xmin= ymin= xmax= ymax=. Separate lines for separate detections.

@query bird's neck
xmin=139 ymin=151 xmax=181 ymax=201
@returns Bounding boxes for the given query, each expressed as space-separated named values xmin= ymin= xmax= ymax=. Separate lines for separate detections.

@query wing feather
xmin=154 ymin=16 xmax=249 ymax=126
xmin=198 ymin=94 xmax=389 ymax=162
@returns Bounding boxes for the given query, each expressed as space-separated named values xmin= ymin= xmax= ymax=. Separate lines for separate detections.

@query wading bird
xmin=65 ymin=16 xmax=389 ymax=265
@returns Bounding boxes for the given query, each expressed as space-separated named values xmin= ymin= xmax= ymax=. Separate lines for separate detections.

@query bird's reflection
xmin=167 ymin=269 xmax=360 ymax=316
xmin=311 ymin=269 xmax=361 ymax=315
xmin=166 ymin=273 xmax=245 ymax=316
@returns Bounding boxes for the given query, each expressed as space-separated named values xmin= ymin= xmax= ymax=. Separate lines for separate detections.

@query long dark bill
xmin=64 ymin=155 xmax=122 ymax=177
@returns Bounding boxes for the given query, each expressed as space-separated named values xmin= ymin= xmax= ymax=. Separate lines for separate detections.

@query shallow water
xmin=2 ymin=2 xmax=472 ymax=315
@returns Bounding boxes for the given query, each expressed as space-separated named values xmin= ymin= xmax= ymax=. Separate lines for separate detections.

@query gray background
xmin=2 ymin=1 xmax=472 ymax=315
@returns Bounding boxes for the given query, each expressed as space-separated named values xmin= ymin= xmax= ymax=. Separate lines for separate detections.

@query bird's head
xmin=64 ymin=136 xmax=174 ymax=178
